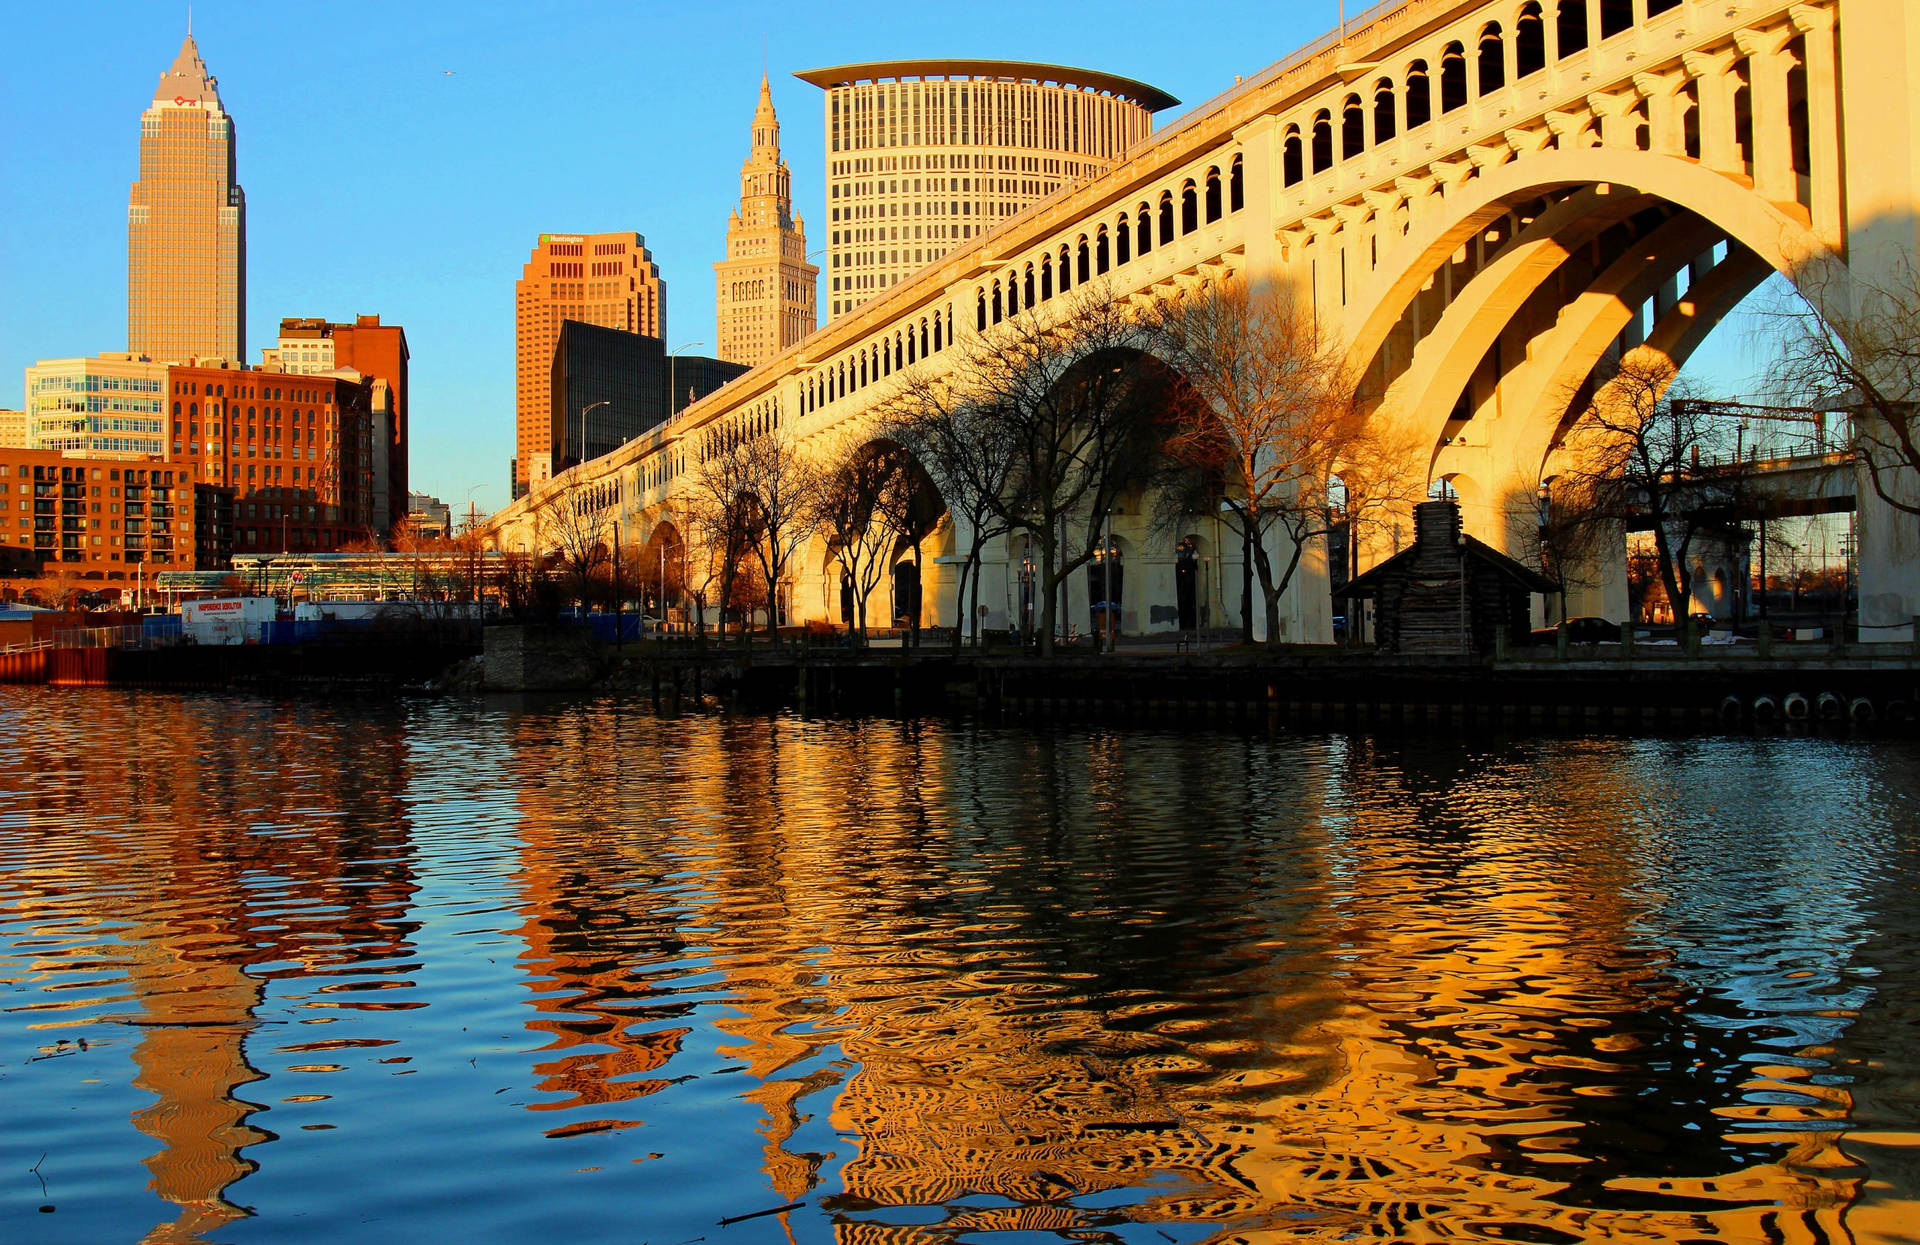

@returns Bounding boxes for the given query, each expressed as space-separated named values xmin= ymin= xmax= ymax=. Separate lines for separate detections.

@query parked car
xmin=1530 ymin=616 xmax=1623 ymax=644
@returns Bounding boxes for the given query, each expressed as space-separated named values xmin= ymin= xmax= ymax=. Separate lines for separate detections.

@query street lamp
xmin=578 ymin=399 xmax=612 ymax=468
xmin=668 ymin=342 xmax=705 ymax=418
xmin=459 ymin=483 xmax=488 ymax=609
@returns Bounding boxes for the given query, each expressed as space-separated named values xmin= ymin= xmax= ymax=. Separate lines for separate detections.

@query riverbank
xmin=476 ymin=626 xmax=1920 ymax=733
xmin=7 ymin=623 xmax=1915 ymax=734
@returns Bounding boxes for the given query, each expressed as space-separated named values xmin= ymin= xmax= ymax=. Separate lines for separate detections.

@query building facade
xmin=406 ymin=493 xmax=453 ymax=540
xmin=515 ymin=232 xmax=665 ymax=498
xmin=551 ymin=322 xmax=749 ymax=471
xmin=0 ymin=450 xmax=213 ymax=590
xmin=263 ymin=315 xmax=410 ymax=531
xmin=128 ymin=33 xmax=245 ymax=365
xmin=715 ymin=77 xmax=819 ymax=367
xmin=551 ymin=322 xmax=669 ymax=472
xmin=667 ymin=354 xmax=751 ymax=417
xmin=796 ymin=59 xmax=1176 ymax=317
xmin=164 ymin=362 xmax=382 ymax=554
xmin=0 ymin=412 xmax=25 ymax=450
xmin=23 ymin=354 xmax=170 ymax=458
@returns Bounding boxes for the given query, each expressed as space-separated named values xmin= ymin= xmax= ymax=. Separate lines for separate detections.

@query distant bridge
xmin=488 ymin=0 xmax=1920 ymax=641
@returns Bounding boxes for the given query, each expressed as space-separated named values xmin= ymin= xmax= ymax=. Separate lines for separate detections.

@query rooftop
xmin=795 ymin=59 xmax=1178 ymax=112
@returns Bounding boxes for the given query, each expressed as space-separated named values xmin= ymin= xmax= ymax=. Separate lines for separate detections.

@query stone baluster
xmin=1587 ymin=89 xmax=1643 ymax=149
xmin=1429 ymin=158 xmax=1476 ymax=200
xmin=1789 ymin=4 xmax=1842 ymax=245
xmin=1234 ymin=115 xmax=1282 ymax=282
xmin=1680 ymin=48 xmax=1742 ymax=173
xmin=1733 ymin=25 xmax=1800 ymax=205
xmin=1395 ymin=174 xmax=1438 ymax=232
xmin=1544 ymin=108 xmax=1596 ymax=151
xmin=1633 ymin=69 xmax=1691 ymax=157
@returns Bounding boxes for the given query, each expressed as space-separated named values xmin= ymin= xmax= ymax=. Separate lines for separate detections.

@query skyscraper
xmin=514 ymin=232 xmax=665 ymax=498
xmin=715 ymin=77 xmax=818 ymax=368
xmin=128 ymin=31 xmax=245 ymax=364
xmin=797 ymin=60 xmax=1176 ymax=317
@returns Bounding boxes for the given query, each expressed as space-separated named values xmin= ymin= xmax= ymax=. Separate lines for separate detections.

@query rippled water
xmin=2 ymin=689 xmax=1918 ymax=1244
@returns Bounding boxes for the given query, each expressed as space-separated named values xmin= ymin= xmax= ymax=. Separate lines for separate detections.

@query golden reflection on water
xmin=1 ymin=691 xmax=1915 ymax=1243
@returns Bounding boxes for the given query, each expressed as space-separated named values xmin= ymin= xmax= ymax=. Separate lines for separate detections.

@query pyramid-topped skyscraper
xmin=128 ymin=28 xmax=245 ymax=364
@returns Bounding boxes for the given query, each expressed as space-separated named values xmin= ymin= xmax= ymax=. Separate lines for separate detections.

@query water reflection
xmin=0 ymin=690 xmax=1915 ymax=1243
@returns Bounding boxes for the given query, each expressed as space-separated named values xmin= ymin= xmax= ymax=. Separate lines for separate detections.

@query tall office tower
xmin=797 ymin=60 xmax=1177 ymax=318
xmin=514 ymin=232 xmax=665 ymax=498
xmin=128 ymin=31 xmax=246 ymax=364
xmin=715 ymin=76 xmax=819 ymax=368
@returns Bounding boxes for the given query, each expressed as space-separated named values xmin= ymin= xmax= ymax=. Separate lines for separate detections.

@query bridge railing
xmin=970 ymin=0 xmax=1418 ymax=266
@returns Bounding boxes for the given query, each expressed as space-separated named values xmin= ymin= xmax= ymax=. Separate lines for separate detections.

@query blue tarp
xmin=583 ymin=614 xmax=644 ymax=644
xmin=261 ymin=618 xmax=383 ymax=645
xmin=142 ymin=615 xmax=183 ymax=641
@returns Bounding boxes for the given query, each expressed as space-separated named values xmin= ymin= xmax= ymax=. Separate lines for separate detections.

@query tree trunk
xmin=1257 ymin=540 xmax=1305 ymax=652
xmin=1240 ymin=523 xmax=1254 ymax=643
xmin=951 ymin=553 xmax=972 ymax=654
xmin=756 ymin=568 xmax=771 ymax=653
xmin=969 ymin=545 xmax=984 ymax=647
xmin=909 ymin=540 xmax=924 ymax=649
xmin=1652 ymin=523 xmax=1693 ymax=644
xmin=1037 ymin=526 xmax=1057 ymax=658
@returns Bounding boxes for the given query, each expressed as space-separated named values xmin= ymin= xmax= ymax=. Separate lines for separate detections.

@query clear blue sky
xmin=1 ymin=0 xmax=1769 ymax=517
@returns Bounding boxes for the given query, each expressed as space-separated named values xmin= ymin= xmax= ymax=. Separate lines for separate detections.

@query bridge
xmin=487 ymin=0 xmax=1920 ymax=643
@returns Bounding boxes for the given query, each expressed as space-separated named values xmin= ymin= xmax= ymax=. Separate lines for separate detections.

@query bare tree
xmin=1767 ymin=263 xmax=1920 ymax=521
xmin=738 ymin=430 xmax=824 ymax=645
xmin=683 ymin=440 xmax=760 ymax=646
xmin=633 ymin=523 xmax=685 ymax=622
xmin=882 ymin=369 xmax=1020 ymax=649
xmin=1149 ymin=275 xmax=1408 ymax=648
xmin=945 ymin=287 xmax=1163 ymax=656
xmin=1550 ymin=355 xmax=1748 ymax=635
xmin=810 ymin=439 xmax=907 ymax=646
xmin=542 ymin=487 xmax=618 ymax=613
xmin=871 ymin=448 xmax=943 ymax=647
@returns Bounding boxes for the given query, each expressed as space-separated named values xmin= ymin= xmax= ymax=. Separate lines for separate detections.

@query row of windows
xmin=173 ymin=379 xmax=320 ymax=402
xmin=978 ymin=159 xmax=1244 ymax=329
xmin=801 ymin=307 xmax=956 ymax=417
xmin=31 ymin=397 xmax=164 ymax=415
xmin=38 ymin=437 xmax=161 ymax=454
xmin=29 ymin=374 xmax=163 ymax=395
xmin=829 ymin=79 xmax=1148 ymax=161
xmin=1280 ymin=0 xmax=1679 ymax=185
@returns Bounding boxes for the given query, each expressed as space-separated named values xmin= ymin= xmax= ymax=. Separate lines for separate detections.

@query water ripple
xmin=0 ymin=689 xmax=1916 ymax=1242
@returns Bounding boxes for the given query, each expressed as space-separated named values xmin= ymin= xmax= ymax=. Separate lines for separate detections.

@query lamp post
xmin=458 ymin=483 xmax=488 ymax=611
xmin=1102 ymin=508 xmax=1116 ymax=655
xmin=612 ymin=510 xmax=623 ymax=650
xmin=578 ymin=399 xmax=611 ymax=468
xmin=668 ymin=341 xmax=705 ymax=419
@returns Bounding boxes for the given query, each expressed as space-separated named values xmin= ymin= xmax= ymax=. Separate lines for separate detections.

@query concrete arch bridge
xmin=488 ymin=0 xmax=1920 ymax=642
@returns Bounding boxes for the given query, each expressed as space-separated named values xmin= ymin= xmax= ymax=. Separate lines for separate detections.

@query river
xmin=2 ymin=688 xmax=1916 ymax=1243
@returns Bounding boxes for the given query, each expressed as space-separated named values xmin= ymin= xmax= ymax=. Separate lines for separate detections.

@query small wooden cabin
xmin=1343 ymin=501 xmax=1557 ymax=655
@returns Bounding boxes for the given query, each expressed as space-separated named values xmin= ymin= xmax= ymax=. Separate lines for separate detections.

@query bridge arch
xmin=1345 ymin=148 xmax=1840 ymax=392
xmin=1345 ymin=150 xmax=1842 ymax=486
xmin=1335 ymin=145 xmax=1843 ymax=608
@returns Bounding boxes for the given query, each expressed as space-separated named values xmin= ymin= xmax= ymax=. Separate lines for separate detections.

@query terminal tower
xmin=715 ymin=77 xmax=818 ymax=368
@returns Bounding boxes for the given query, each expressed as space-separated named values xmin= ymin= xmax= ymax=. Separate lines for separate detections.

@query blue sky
xmin=1 ymin=0 xmax=1773 ymax=517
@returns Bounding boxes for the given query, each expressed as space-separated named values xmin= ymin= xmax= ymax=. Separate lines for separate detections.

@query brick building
xmin=0 ymin=448 xmax=229 ymax=599
xmin=262 ymin=315 xmax=409 ymax=531
xmin=164 ymin=361 xmax=383 ymax=555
